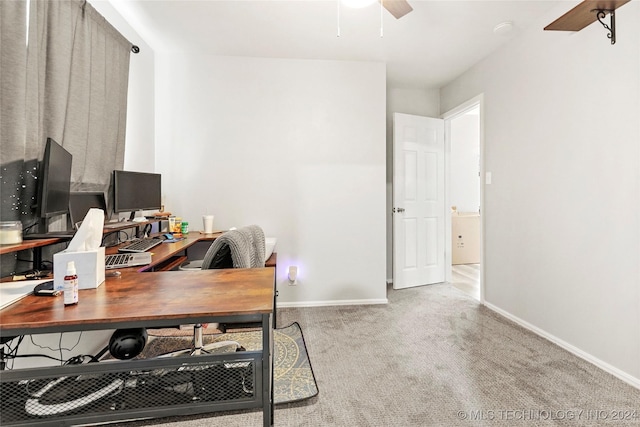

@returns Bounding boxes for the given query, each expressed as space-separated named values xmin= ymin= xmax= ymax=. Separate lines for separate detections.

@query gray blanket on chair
xmin=202 ymin=225 xmax=265 ymax=269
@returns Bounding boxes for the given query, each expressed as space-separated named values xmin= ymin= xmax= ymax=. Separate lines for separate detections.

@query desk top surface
xmin=0 ymin=268 xmax=274 ymax=335
xmin=106 ymin=232 xmax=223 ymax=271
xmin=0 ymin=237 xmax=63 ymax=255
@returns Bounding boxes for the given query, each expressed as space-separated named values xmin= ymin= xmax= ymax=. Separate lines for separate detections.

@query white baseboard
xmin=484 ymin=301 xmax=640 ymax=390
xmin=277 ymin=298 xmax=388 ymax=308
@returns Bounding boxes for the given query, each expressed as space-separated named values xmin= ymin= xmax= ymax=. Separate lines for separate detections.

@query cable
xmin=118 ymin=229 xmax=130 ymax=242
xmin=65 ymin=354 xmax=102 ymax=364
xmin=3 ymin=334 xmax=101 ymax=370
xmin=2 ymin=336 xmax=25 ymax=370
xmin=58 ymin=334 xmax=63 ymax=365
xmin=4 ymin=352 xmax=68 ymax=364
xmin=102 ymin=229 xmax=126 ymax=247
xmin=1 ymin=332 xmax=109 ymax=370
xmin=29 ymin=332 xmax=83 ymax=354
xmin=22 ymin=220 xmax=40 ymax=233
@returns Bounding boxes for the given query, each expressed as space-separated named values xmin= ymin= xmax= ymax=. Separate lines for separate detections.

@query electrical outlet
xmin=288 ymin=266 xmax=298 ymax=285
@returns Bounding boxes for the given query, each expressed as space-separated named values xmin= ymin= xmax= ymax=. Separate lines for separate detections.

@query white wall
xmin=386 ymin=87 xmax=440 ymax=281
xmin=450 ymin=109 xmax=480 ymax=213
xmin=441 ymin=3 xmax=640 ymax=383
xmin=155 ymin=54 xmax=387 ymax=305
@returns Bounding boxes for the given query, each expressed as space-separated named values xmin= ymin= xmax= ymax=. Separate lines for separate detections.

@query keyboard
xmin=118 ymin=238 xmax=163 ymax=253
xmin=105 ymin=252 xmax=152 ymax=269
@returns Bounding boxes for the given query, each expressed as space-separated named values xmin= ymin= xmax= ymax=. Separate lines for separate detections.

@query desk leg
xmin=262 ymin=313 xmax=274 ymax=426
xmin=33 ymin=247 xmax=43 ymax=271
xmin=273 ymin=289 xmax=278 ymax=329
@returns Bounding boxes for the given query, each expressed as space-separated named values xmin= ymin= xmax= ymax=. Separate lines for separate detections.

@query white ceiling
xmin=110 ymin=0 xmax=561 ymax=89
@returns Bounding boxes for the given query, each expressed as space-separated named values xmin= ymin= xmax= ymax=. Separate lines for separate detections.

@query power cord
xmin=29 ymin=332 xmax=83 ymax=354
xmin=22 ymin=220 xmax=40 ymax=233
xmin=1 ymin=336 xmax=24 ymax=370
xmin=1 ymin=333 xmax=86 ymax=370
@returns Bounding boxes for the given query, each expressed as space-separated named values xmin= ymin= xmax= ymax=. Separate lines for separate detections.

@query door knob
xmin=396 ymin=207 xmax=405 ymax=213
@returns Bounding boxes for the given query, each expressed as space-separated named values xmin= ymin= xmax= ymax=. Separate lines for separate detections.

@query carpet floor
xmin=112 ymin=283 xmax=640 ymax=426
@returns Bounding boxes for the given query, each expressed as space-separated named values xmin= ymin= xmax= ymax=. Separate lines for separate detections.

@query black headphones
xmin=109 ymin=328 xmax=148 ymax=360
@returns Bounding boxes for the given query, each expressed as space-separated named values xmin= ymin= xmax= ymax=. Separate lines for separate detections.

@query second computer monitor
xmin=37 ymin=138 xmax=73 ymax=219
xmin=113 ymin=170 xmax=162 ymax=219
xmin=68 ymin=192 xmax=108 ymax=228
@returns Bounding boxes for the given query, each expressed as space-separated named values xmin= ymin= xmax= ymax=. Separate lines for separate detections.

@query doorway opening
xmin=443 ymin=96 xmax=483 ymax=301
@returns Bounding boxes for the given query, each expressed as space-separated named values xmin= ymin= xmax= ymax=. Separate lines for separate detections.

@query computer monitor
xmin=36 ymin=138 xmax=73 ymax=219
xmin=113 ymin=170 xmax=161 ymax=219
xmin=68 ymin=192 xmax=108 ymax=228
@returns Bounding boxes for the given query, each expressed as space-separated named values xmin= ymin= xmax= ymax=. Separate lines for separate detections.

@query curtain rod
xmin=79 ymin=1 xmax=140 ymax=54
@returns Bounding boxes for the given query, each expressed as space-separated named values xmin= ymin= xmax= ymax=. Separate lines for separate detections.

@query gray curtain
xmin=0 ymin=1 xmax=32 ymax=221
xmin=29 ymin=0 xmax=131 ymax=192
xmin=0 ymin=1 xmax=28 ymax=161
xmin=0 ymin=0 xmax=133 ymax=275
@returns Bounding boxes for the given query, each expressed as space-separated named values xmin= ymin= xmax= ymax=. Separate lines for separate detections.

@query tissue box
xmin=54 ymin=247 xmax=106 ymax=290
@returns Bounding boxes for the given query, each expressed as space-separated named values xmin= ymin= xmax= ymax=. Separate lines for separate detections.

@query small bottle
xmin=63 ymin=261 xmax=79 ymax=306
xmin=181 ymin=221 xmax=189 ymax=235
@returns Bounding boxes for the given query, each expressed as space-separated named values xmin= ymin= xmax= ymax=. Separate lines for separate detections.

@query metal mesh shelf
xmin=1 ymin=352 xmax=261 ymax=426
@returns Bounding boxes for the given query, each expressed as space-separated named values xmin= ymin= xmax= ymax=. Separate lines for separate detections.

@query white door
xmin=393 ymin=113 xmax=445 ymax=289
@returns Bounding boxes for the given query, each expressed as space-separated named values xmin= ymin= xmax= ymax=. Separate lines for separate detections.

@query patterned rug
xmin=140 ymin=322 xmax=318 ymax=405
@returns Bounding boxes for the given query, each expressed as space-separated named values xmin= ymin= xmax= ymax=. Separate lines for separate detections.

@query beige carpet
xmin=113 ymin=283 xmax=640 ymax=426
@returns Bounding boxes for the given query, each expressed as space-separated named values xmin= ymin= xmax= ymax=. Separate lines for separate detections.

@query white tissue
xmin=67 ymin=208 xmax=105 ymax=252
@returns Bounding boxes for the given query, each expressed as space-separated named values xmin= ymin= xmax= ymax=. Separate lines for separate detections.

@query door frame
xmin=442 ymin=94 xmax=485 ymax=303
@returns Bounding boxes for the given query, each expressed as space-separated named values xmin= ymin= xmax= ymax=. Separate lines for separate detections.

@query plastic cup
xmin=203 ymin=215 xmax=215 ymax=234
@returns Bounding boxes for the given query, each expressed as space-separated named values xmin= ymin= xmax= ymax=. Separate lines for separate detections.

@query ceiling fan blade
xmin=544 ymin=0 xmax=630 ymax=31
xmin=381 ymin=0 xmax=413 ymax=19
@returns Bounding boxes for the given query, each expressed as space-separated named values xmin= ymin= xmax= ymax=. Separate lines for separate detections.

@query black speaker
xmin=109 ymin=328 xmax=148 ymax=360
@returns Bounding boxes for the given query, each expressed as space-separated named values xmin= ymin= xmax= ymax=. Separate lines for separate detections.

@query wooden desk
xmin=2 ymin=232 xmax=278 ymax=326
xmin=1 ymin=268 xmax=273 ymax=334
xmin=0 ymin=219 xmax=166 ymax=274
xmin=105 ymin=232 xmax=223 ymax=272
xmin=0 ymin=268 xmax=274 ymax=426
xmin=0 ymin=238 xmax=63 ymax=256
xmin=1 ymin=237 xmax=65 ymax=275
xmin=112 ymin=233 xmax=278 ymax=329
xmin=1 ymin=230 xmax=275 ymax=276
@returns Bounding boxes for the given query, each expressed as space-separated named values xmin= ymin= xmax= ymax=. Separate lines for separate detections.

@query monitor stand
xmin=130 ymin=210 xmax=147 ymax=223
xmin=37 ymin=216 xmax=49 ymax=234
